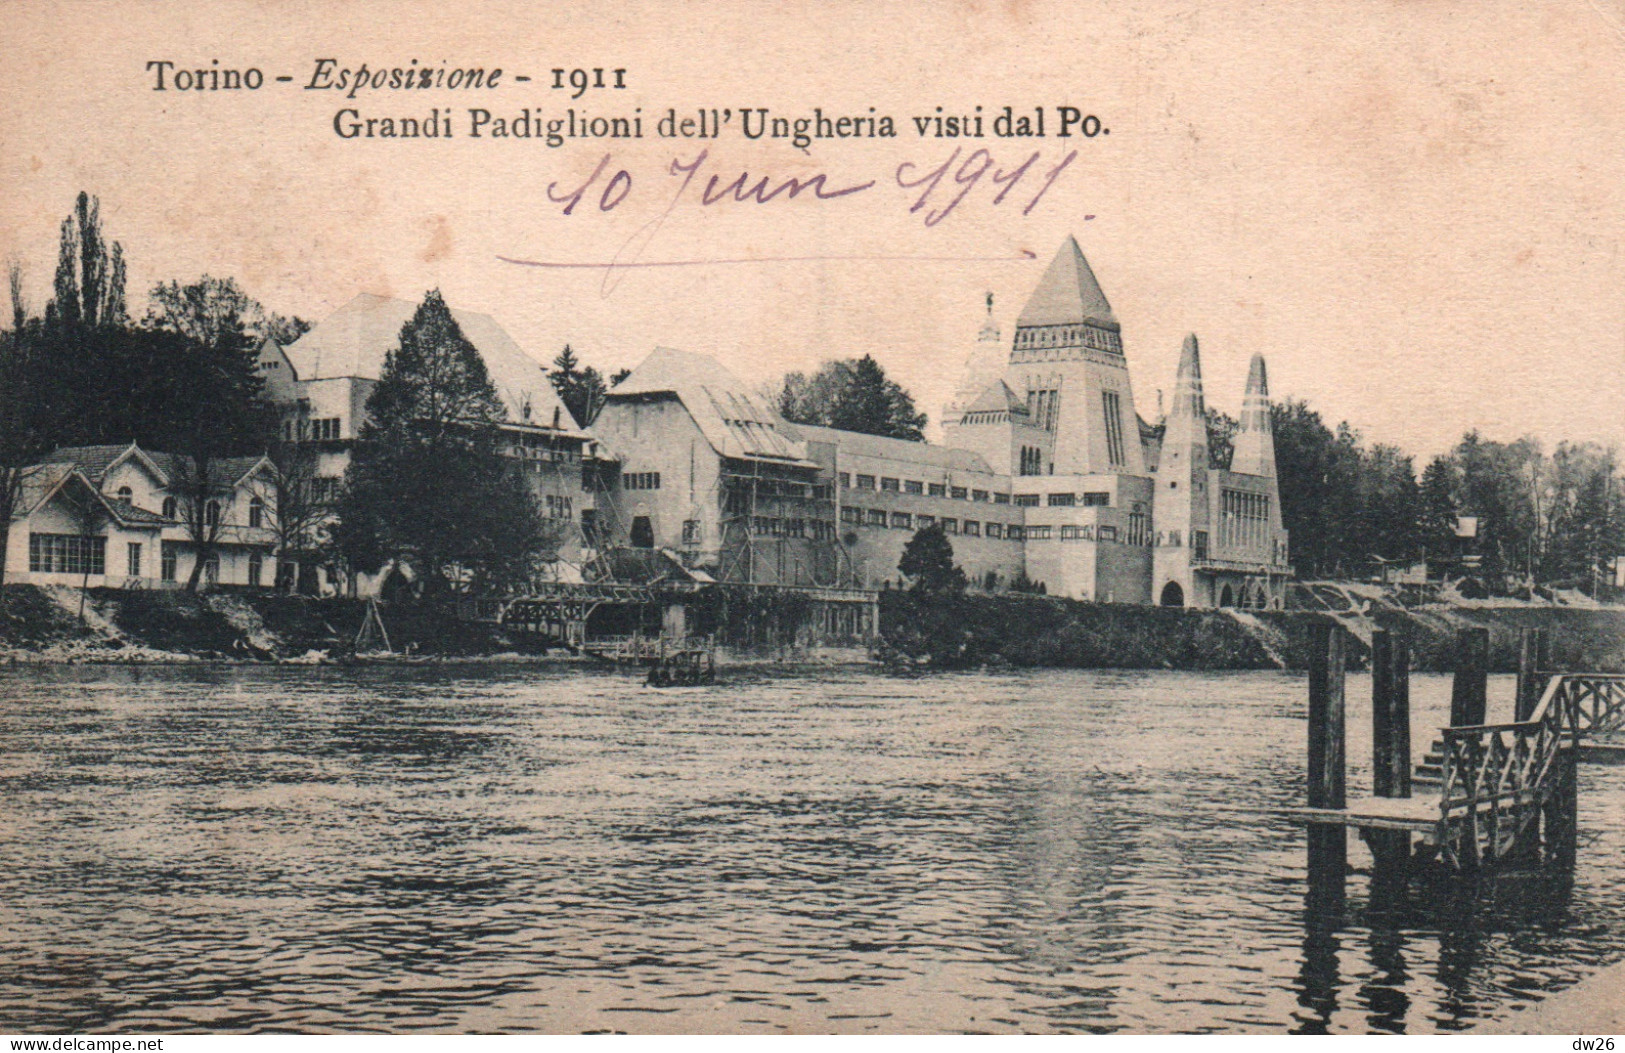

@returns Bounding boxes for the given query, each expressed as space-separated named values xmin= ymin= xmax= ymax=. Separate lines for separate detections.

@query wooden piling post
xmin=1450 ymin=627 xmax=1489 ymax=727
xmin=1371 ymin=629 xmax=1412 ymax=799
xmin=1308 ymin=622 xmax=1347 ymax=810
xmin=1516 ymin=627 xmax=1541 ymax=722
xmin=1307 ymin=621 xmax=1348 ymax=889
xmin=1543 ymin=749 xmax=1579 ymax=868
xmin=1369 ymin=628 xmax=1413 ymax=887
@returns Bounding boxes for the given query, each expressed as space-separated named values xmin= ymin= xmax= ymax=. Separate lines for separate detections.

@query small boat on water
xmin=645 ymin=645 xmax=718 ymax=687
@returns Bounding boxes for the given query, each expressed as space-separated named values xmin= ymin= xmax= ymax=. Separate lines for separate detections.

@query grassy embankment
xmin=0 ymin=584 xmax=533 ymax=662
xmin=879 ymin=589 xmax=1625 ymax=672
xmin=3 ymin=581 xmax=1623 ymax=671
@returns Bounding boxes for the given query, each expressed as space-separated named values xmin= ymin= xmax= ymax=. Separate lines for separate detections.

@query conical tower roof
xmin=1015 ymin=236 xmax=1116 ymax=329
xmin=1171 ymin=333 xmax=1206 ymax=419
xmin=1231 ymin=353 xmax=1277 ymax=478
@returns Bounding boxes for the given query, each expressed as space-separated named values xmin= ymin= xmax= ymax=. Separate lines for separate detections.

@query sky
xmin=1 ymin=0 xmax=1622 ymax=460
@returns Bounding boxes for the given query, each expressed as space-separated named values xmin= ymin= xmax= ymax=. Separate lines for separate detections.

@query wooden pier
xmin=1281 ymin=625 xmax=1623 ymax=873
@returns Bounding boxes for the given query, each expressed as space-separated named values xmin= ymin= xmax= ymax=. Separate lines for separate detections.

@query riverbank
xmin=0 ymin=584 xmax=873 ymax=667
xmin=0 ymin=584 xmax=541 ymax=664
xmin=4 ymin=582 xmax=1624 ymax=671
xmin=877 ymin=589 xmax=1625 ymax=672
xmin=1475 ymin=957 xmax=1625 ymax=1034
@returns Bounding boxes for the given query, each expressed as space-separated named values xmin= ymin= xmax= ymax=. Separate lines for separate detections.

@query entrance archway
xmin=1159 ymin=581 xmax=1185 ymax=607
xmin=1219 ymin=584 xmax=1234 ymax=608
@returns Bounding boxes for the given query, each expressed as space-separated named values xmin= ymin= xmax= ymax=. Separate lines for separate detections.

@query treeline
xmin=1209 ymin=399 xmax=1624 ymax=592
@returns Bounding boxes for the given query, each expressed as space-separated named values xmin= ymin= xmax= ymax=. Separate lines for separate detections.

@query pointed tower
xmin=943 ymin=292 xmax=1008 ymax=427
xmin=1003 ymin=236 xmax=1145 ymax=476
xmin=1152 ymin=334 xmax=1213 ymax=605
xmin=1230 ymin=354 xmax=1275 ymax=479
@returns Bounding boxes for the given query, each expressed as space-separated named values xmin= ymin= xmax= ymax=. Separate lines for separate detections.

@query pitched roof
xmin=147 ymin=452 xmax=272 ymax=490
xmin=283 ymin=292 xmax=579 ymax=428
xmin=41 ymin=444 xmax=271 ymax=492
xmin=787 ymin=422 xmax=998 ymax=476
xmin=10 ymin=464 xmax=172 ymax=528
xmin=40 ymin=444 xmax=146 ymax=484
xmin=105 ymin=499 xmax=173 ymax=526
xmin=963 ymin=380 xmax=1030 ymax=417
xmin=610 ymin=347 xmax=815 ymax=466
xmin=1015 ymin=236 xmax=1116 ymax=329
xmin=12 ymin=463 xmax=74 ymax=520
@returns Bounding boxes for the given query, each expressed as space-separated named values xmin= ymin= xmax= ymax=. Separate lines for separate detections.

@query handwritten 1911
xmin=546 ymin=147 xmax=1077 ymax=229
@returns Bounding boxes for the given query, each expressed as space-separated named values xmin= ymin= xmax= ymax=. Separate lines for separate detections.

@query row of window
xmin=840 ymin=507 xmax=1021 ymax=539
xmin=721 ymin=478 xmax=829 ymax=500
xmin=30 ymin=534 xmax=268 ymax=585
xmin=1043 ymin=492 xmax=1112 ymax=508
xmin=1155 ymin=529 xmax=1209 ymax=557
xmin=837 ymin=472 xmax=1118 ymax=511
xmin=835 ymin=509 xmax=1155 ymax=545
xmin=841 ymin=473 xmax=1013 ymax=504
xmin=1028 ymin=388 xmax=1062 ymax=432
xmin=510 ymin=445 xmax=579 ymax=464
xmin=28 ymin=534 xmax=105 ymax=575
xmin=544 ymin=495 xmax=573 ymax=519
xmin=282 ymin=417 xmax=342 ymax=442
xmin=747 ymin=517 xmax=838 ymax=540
xmin=1217 ymin=489 xmax=1273 ymax=552
xmin=1014 ymin=324 xmax=1122 ymax=353
xmin=623 ymin=471 xmax=662 ymax=490
xmin=113 ymin=490 xmax=266 ymax=530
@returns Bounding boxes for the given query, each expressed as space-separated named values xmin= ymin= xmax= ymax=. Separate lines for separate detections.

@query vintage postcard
xmin=1 ymin=0 xmax=1623 ymax=1038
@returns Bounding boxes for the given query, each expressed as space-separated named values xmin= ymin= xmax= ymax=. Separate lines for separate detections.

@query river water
xmin=0 ymin=664 xmax=1620 ymax=1034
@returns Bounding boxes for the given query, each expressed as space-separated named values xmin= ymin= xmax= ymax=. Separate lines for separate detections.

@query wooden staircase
xmin=1414 ymin=738 xmax=1447 ymax=785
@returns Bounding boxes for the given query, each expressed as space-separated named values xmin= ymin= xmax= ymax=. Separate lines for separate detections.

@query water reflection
xmin=0 ymin=664 xmax=1618 ymax=1033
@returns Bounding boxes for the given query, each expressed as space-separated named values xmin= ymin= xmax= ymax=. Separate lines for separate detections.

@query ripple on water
xmin=0 ymin=664 xmax=1620 ymax=1033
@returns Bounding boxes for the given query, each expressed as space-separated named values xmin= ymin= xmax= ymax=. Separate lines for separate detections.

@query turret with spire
xmin=1159 ymin=333 xmax=1208 ymax=474
xmin=1230 ymin=353 xmax=1275 ymax=479
xmin=1151 ymin=333 xmax=1214 ymax=605
xmin=942 ymin=291 xmax=1009 ymax=427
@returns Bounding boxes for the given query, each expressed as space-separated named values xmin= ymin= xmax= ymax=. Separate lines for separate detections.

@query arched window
xmin=161 ymin=496 xmax=176 ymax=519
xmin=1160 ymin=581 xmax=1185 ymax=607
xmin=205 ymin=500 xmax=221 ymax=530
xmin=249 ymin=496 xmax=264 ymax=529
xmin=116 ymin=486 xmax=132 ymax=502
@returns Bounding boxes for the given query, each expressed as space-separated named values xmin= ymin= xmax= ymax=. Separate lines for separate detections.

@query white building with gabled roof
xmin=5 ymin=443 xmax=279 ymax=589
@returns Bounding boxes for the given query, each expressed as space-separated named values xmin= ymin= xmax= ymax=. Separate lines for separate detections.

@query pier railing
xmin=583 ymin=634 xmax=714 ymax=663
xmin=1437 ymin=673 xmax=1580 ymax=867
xmin=1558 ymin=673 xmax=1625 ymax=737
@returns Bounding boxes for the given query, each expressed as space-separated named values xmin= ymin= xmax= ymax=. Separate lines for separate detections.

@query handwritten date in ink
xmin=545 ymin=147 xmax=1076 ymax=226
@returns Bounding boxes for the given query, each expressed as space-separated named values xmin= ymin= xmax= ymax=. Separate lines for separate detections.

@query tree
xmin=46 ymin=192 xmax=125 ymax=330
xmin=1271 ymin=399 xmax=1350 ymax=577
xmin=263 ymin=313 xmax=311 ymax=346
xmin=778 ymin=361 xmax=852 ymax=425
xmin=777 ymin=355 xmax=927 ymax=440
xmin=1532 ymin=441 xmax=1622 ymax=589
xmin=146 ymin=275 xmax=308 ymax=347
xmin=156 ymin=321 xmax=278 ymax=591
xmin=331 ymin=290 xmax=546 ymax=597
xmin=0 ymin=278 xmax=53 ymax=587
xmin=258 ymin=420 xmax=329 ymax=593
xmin=1353 ymin=442 xmax=1421 ymax=564
xmin=1205 ymin=407 xmax=1238 ymax=471
xmin=1450 ymin=431 xmax=1543 ymax=586
xmin=550 ymin=345 xmax=609 ymax=427
xmin=899 ymin=523 xmax=967 ymax=595
xmin=1417 ymin=456 xmax=1460 ymax=564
